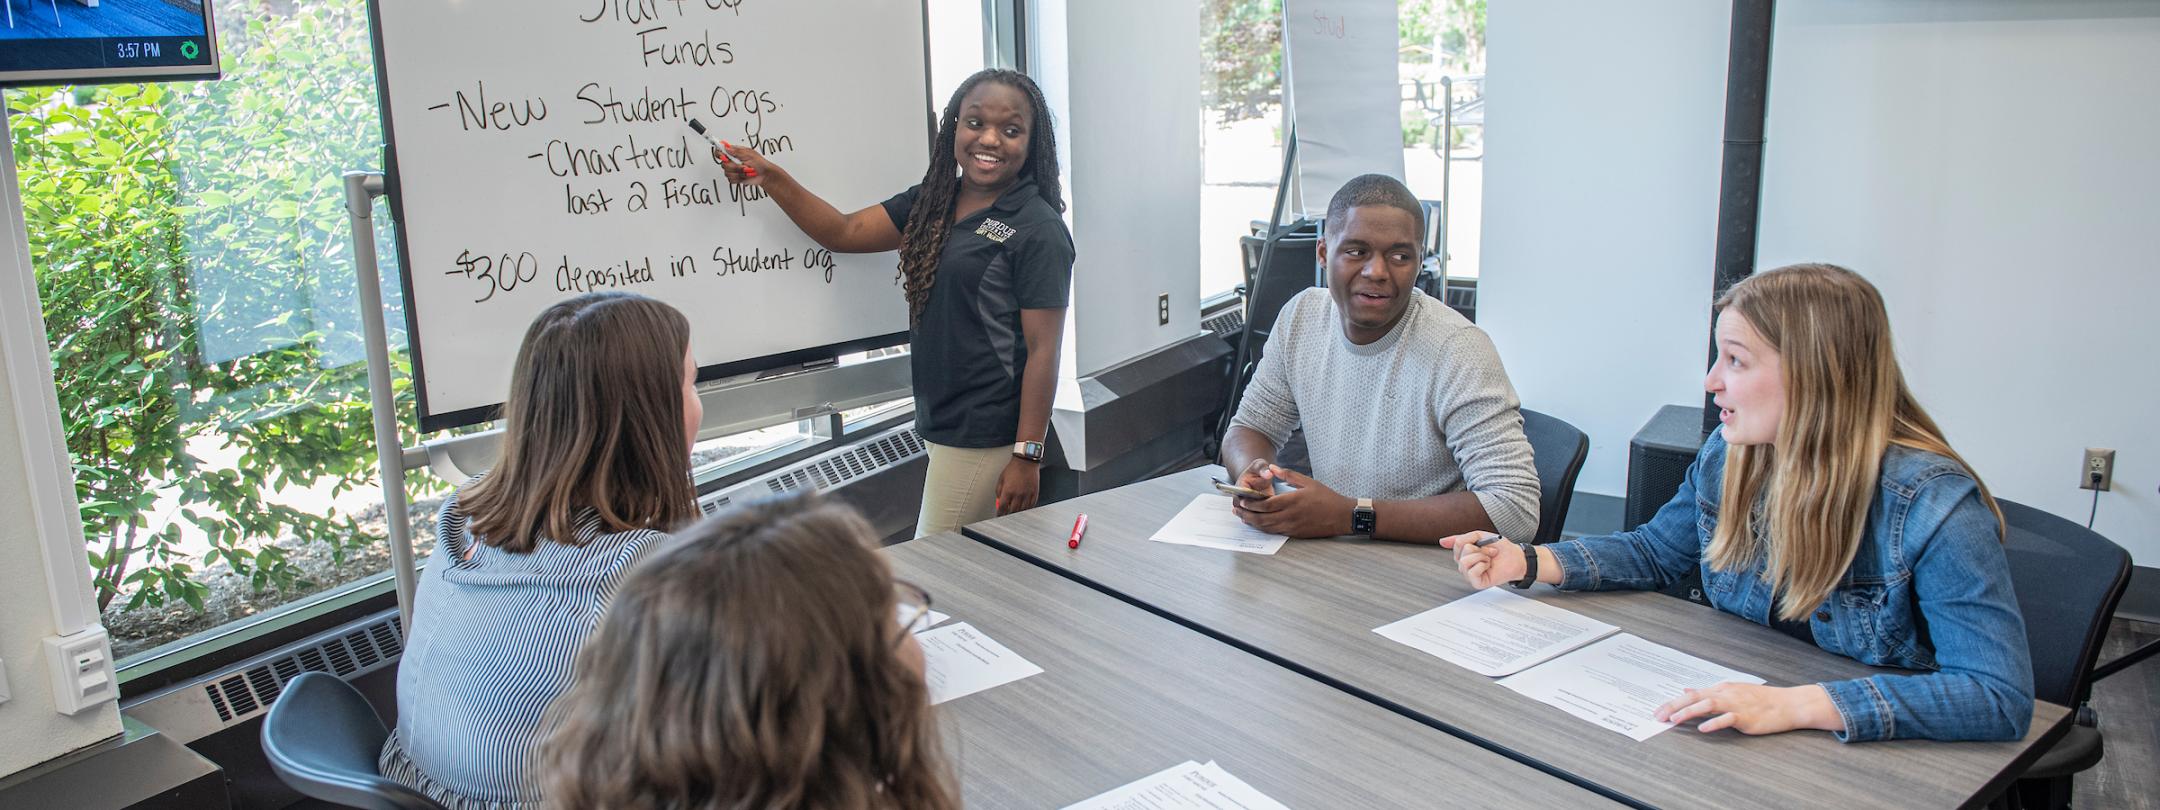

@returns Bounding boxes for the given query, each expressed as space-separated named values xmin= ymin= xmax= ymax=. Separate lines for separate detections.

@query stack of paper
xmin=1150 ymin=494 xmax=1289 ymax=555
xmin=917 ymin=622 xmax=1043 ymax=705
xmin=1061 ymin=760 xmax=1290 ymax=810
xmin=1497 ymin=633 xmax=1766 ymax=741
xmin=1376 ymin=589 xmax=1765 ymax=740
xmin=1373 ymin=588 xmax=1618 ymax=676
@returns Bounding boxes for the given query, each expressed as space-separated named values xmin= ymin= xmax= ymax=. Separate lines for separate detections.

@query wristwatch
xmin=1012 ymin=440 xmax=1044 ymax=463
xmin=1510 ymin=541 xmax=1539 ymax=589
xmin=1351 ymin=498 xmax=1377 ymax=535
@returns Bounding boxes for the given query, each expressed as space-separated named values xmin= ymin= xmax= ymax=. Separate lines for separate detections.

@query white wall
xmin=1478 ymin=1 xmax=1732 ymax=500
xmin=0 ymin=372 xmax=123 ymax=777
xmin=1758 ymin=1 xmax=2160 ymax=562
xmin=1033 ymin=0 xmax=1203 ymax=378
xmin=1481 ymin=0 xmax=2160 ymax=564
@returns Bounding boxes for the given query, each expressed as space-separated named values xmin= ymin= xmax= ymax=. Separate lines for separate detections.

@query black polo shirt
xmin=881 ymin=176 xmax=1074 ymax=448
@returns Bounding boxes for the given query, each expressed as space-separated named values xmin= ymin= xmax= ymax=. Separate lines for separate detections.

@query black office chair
xmin=1994 ymin=498 xmax=2132 ymax=810
xmin=1211 ymin=221 xmax=1321 ymax=456
xmin=262 ymin=672 xmax=446 ymax=810
xmin=1520 ymin=409 xmax=1589 ymax=545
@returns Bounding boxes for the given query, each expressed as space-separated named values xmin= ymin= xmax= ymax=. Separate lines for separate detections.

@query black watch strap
xmin=1510 ymin=541 xmax=1539 ymax=589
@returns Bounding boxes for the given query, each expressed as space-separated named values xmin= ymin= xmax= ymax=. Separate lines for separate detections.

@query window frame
xmin=59 ymin=4 xmax=1006 ymax=691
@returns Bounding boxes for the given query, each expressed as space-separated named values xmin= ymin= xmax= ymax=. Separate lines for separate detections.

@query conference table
xmin=958 ymin=467 xmax=2072 ymax=810
xmin=884 ymin=532 xmax=1619 ymax=808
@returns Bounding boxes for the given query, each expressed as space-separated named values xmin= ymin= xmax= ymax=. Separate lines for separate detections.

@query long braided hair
xmin=898 ymin=68 xmax=1065 ymax=327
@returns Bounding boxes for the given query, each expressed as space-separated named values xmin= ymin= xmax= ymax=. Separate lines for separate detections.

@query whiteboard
xmin=1282 ymin=0 xmax=1405 ymax=218
xmin=370 ymin=0 xmax=931 ymax=431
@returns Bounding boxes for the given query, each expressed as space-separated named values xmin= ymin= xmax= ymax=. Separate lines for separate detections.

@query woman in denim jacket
xmin=1446 ymin=263 xmax=2033 ymax=742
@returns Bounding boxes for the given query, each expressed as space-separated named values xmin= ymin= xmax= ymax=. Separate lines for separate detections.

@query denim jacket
xmin=1546 ymin=429 xmax=2034 ymax=742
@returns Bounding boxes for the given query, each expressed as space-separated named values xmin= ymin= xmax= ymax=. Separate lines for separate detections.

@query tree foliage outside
xmin=7 ymin=0 xmax=431 ymax=629
xmin=1202 ymin=0 xmax=1487 ymax=128
xmin=1201 ymin=0 xmax=1284 ymax=124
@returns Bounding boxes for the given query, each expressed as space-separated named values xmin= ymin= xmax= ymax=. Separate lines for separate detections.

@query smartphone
xmin=1211 ymin=477 xmax=1270 ymax=500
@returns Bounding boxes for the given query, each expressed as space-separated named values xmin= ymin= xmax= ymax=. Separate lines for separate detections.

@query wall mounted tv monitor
xmin=0 ymin=0 xmax=219 ymax=87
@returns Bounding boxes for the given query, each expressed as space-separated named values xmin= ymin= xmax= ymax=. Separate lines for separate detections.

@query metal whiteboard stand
xmin=341 ymin=171 xmax=420 ymax=628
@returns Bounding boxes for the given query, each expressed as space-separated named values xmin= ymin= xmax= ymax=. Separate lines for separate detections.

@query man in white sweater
xmin=1222 ymin=174 xmax=1540 ymax=543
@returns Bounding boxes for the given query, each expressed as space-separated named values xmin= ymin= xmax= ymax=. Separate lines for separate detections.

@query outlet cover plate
xmin=2081 ymin=448 xmax=2116 ymax=491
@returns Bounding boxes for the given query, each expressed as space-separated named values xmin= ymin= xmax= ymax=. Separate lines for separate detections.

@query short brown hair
xmin=458 ymin=292 xmax=697 ymax=553
xmin=536 ymin=493 xmax=958 ymax=810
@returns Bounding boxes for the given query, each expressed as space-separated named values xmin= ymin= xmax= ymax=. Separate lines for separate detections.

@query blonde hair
xmin=535 ymin=493 xmax=958 ymax=810
xmin=1708 ymin=263 xmax=2003 ymax=621
xmin=458 ymin=292 xmax=698 ymax=553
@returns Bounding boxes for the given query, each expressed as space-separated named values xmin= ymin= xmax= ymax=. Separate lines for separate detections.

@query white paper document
xmin=1373 ymin=588 xmax=1620 ymax=676
xmin=1060 ymin=760 xmax=1291 ymax=810
xmin=1150 ymin=494 xmax=1288 ymax=555
xmin=918 ymin=622 xmax=1043 ymax=705
xmin=1498 ymin=633 xmax=1767 ymax=741
xmin=896 ymin=606 xmax=952 ymax=633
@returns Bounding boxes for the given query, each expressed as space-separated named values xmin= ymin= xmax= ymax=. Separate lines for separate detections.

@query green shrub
xmin=8 ymin=0 xmax=434 ymax=613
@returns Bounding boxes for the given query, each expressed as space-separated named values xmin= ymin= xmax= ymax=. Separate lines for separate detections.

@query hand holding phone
xmin=1211 ymin=477 xmax=1270 ymax=500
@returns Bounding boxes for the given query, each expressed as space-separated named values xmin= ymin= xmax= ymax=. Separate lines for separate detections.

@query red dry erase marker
xmin=1068 ymin=513 xmax=1089 ymax=549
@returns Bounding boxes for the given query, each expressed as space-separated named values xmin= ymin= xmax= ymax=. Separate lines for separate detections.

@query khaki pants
xmin=915 ymin=442 xmax=1009 ymax=538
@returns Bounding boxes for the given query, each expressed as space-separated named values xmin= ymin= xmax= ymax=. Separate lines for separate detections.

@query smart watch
xmin=1351 ymin=497 xmax=1377 ymax=535
xmin=1012 ymin=440 xmax=1044 ymax=463
xmin=1510 ymin=541 xmax=1539 ymax=589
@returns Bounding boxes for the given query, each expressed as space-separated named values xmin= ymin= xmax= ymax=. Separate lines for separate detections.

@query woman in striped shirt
xmin=379 ymin=291 xmax=705 ymax=809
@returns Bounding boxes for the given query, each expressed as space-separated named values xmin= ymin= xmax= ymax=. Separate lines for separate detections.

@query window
xmin=1398 ymin=0 xmax=1486 ymax=283
xmin=10 ymin=0 xmax=408 ymax=669
xmin=1197 ymin=0 xmax=1286 ymax=301
xmin=8 ymin=0 xmax=997 ymax=681
xmin=1195 ymin=1 xmax=1488 ymax=300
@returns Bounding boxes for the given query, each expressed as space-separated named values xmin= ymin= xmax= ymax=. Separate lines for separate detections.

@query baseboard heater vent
xmin=1202 ymin=307 xmax=1245 ymax=338
xmin=697 ymin=422 xmax=927 ymax=516
xmin=126 ymin=608 xmax=405 ymax=744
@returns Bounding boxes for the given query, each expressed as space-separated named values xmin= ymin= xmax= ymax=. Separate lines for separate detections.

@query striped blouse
xmin=378 ymin=486 xmax=669 ymax=809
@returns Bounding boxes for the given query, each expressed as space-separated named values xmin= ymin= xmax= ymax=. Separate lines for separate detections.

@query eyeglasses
xmin=893 ymin=578 xmax=934 ymax=645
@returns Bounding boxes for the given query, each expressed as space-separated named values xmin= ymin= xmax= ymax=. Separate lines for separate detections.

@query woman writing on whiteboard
xmin=380 ymin=292 xmax=704 ymax=808
xmin=714 ymin=68 xmax=1074 ymax=537
xmin=1445 ymin=264 xmax=2033 ymax=742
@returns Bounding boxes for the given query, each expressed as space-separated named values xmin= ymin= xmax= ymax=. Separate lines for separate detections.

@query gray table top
xmin=886 ymin=532 xmax=1620 ymax=809
xmin=959 ymin=467 xmax=2072 ymax=810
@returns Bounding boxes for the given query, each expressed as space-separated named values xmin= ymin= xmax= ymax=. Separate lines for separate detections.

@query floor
xmin=2078 ymin=618 xmax=2159 ymax=809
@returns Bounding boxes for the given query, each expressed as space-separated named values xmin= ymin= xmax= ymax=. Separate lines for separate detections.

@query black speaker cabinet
xmin=1626 ymin=404 xmax=1709 ymax=526
xmin=1627 ymin=404 xmax=1713 ymax=606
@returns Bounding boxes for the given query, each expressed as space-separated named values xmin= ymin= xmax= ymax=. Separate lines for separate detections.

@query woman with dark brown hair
xmin=537 ymin=492 xmax=958 ymax=810
xmin=379 ymin=291 xmax=705 ymax=808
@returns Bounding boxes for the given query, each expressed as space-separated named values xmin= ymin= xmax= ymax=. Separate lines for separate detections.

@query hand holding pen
xmin=687 ymin=118 xmax=769 ymax=186
xmin=1439 ymin=531 xmax=1522 ymax=589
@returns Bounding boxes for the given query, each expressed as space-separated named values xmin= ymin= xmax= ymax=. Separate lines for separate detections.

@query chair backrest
xmin=1520 ymin=409 xmax=1589 ymax=545
xmin=1238 ymin=231 xmax=1320 ymax=342
xmin=261 ymin=672 xmax=446 ymax=810
xmin=1997 ymin=499 xmax=2132 ymax=707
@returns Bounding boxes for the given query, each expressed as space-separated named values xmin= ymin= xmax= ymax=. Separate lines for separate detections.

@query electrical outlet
xmin=2080 ymin=448 xmax=2116 ymax=492
xmin=1157 ymin=293 xmax=1170 ymax=326
xmin=0 ymin=656 xmax=11 ymax=706
xmin=43 ymin=629 xmax=115 ymax=716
